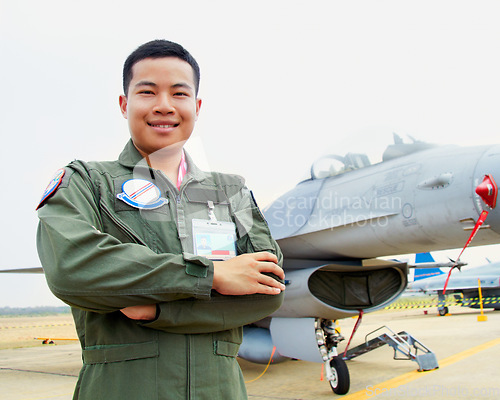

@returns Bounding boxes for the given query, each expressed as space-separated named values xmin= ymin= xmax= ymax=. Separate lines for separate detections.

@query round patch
xmin=36 ymin=168 xmax=65 ymax=210
xmin=117 ymin=179 xmax=167 ymax=210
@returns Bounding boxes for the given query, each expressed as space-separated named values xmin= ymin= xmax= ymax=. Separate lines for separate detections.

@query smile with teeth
xmin=148 ymin=123 xmax=179 ymax=128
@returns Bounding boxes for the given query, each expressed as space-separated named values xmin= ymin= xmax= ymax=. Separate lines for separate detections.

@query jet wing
xmin=0 ymin=267 xmax=44 ymax=274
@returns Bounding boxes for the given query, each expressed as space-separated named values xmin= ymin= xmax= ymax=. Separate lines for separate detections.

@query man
xmin=37 ymin=40 xmax=285 ymax=399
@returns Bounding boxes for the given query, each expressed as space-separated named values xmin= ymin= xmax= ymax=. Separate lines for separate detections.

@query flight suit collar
xmin=118 ymin=139 xmax=147 ymax=168
xmin=117 ymin=139 xmax=206 ymax=183
xmin=183 ymin=151 xmax=206 ymax=183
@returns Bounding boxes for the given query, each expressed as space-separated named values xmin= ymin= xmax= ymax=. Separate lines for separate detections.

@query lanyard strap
xmin=177 ymin=150 xmax=187 ymax=190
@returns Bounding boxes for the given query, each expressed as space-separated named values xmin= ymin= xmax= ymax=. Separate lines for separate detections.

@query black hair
xmin=122 ymin=39 xmax=200 ymax=96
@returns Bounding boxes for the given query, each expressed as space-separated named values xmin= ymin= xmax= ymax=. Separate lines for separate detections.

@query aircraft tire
xmin=328 ymin=356 xmax=350 ymax=395
xmin=439 ymin=307 xmax=448 ymax=316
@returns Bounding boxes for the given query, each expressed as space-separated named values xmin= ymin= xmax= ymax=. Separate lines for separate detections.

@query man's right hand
xmin=212 ymin=252 xmax=285 ymax=296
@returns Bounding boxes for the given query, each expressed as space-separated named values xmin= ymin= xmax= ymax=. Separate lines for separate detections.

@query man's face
xmin=119 ymin=57 xmax=202 ymax=156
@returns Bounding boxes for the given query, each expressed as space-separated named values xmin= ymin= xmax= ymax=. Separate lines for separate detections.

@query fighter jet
xmin=238 ymin=135 xmax=500 ymax=394
xmin=407 ymin=259 xmax=500 ymax=316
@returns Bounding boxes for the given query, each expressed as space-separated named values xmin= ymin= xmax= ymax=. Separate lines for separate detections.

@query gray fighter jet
xmin=238 ymin=135 xmax=500 ymax=394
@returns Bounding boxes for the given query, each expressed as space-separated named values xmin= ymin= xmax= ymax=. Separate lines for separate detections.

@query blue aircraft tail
xmin=413 ymin=252 xmax=446 ymax=281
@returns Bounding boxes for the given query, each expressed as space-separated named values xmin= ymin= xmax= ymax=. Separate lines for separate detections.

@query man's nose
xmin=154 ymin=94 xmax=174 ymax=114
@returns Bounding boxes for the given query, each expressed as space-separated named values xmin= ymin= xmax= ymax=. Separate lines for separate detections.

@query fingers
xmin=249 ymin=252 xmax=285 ymax=280
xmin=257 ymin=261 xmax=285 ymax=281
xmin=212 ymin=252 xmax=286 ymax=296
xmin=251 ymin=251 xmax=279 ymax=264
xmin=256 ymin=284 xmax=283 ymax=295
xmin=243 ymin=252 xmax=286 ymax=293
xmin=257 ymin=272 xmax=286 ymax=293
xmin=120 ymin=304 xmax=157 ymax=320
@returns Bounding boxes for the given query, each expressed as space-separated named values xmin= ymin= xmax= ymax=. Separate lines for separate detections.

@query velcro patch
xmin=36 ymin=168 xmax=65 ymax=210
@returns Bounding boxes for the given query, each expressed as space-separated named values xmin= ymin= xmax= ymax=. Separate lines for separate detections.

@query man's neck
xmin=138 ymin=143 xmax=185 ymax=186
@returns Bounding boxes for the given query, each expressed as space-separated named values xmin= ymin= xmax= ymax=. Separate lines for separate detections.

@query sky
xmin=1 ymin=0 xmax=500 ymax=307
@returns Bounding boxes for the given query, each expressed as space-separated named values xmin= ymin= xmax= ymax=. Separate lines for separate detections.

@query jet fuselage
xmin=265 ymin=144 xmax=500 ymax=263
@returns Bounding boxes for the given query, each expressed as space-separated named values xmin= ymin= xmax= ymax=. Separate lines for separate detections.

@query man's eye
xmin=139 ymin=90 xmax=154 ymax=95
xmin=174 ymin=92 xmax=188 ymax=96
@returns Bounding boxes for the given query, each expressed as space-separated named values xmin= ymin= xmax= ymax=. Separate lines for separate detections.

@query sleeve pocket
xmin=234 ymin=207 xmax=275 ymax=252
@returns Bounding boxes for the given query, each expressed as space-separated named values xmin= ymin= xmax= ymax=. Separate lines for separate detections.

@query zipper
xmin=100 ymin=202 xmax=147 ymax=246
xmin=155 ymin=169 xmax=194 ymax=217
xmin=178 ymin=176 xmax=194 ymax=202
xmin=187 ymin=335 xmax=193 ymax=399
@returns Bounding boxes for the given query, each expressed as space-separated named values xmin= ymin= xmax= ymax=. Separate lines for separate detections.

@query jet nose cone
xmin=474 ymin=145 xmax=500 ymax=238
xmin=475 ymin=175 xmax=498 ymax=209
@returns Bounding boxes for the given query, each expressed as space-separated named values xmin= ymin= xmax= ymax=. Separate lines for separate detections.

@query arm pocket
xmin=234 ymin=206 xmax=275 ymax=253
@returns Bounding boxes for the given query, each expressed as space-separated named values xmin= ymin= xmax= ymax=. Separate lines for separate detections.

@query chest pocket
xmin=99 ymin=178 xmax=179 ymax=254
xmin=184 ymin=187 xmax=233 ymax=223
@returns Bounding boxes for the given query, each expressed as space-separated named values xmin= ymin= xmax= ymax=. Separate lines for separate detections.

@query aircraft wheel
xmin=328 ymin=356 xmax=350 ymax=395
xmin=438 ymin=307 xmax=448 ymax=316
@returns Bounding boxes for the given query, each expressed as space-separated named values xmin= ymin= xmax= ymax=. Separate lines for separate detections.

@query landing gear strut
xmin=315 ymin=318 xmax=350 ymax=395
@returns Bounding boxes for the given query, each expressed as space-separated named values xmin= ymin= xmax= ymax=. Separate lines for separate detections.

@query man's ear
xmin=119 ymin=95 xmax=128 ymax=119
xmin=195 ymin=98 xmax=202 ymax=120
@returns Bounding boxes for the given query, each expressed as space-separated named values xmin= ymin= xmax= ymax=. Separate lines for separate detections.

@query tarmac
xmin=1 ymin=306 xmax=499 ymax=399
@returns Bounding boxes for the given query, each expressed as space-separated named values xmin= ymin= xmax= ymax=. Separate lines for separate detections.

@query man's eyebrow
xmin=172 ymin=82 xmax=194 ymax=91
xmin=135 ymin=80 xmax=157 ymax=88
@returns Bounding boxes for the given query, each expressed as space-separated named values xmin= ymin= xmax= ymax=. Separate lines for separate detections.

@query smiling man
xmin=36 ymin=40 xmax=285 ymax=400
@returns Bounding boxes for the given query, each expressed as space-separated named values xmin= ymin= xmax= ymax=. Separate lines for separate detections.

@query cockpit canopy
xmin=310 ymin=134 xmax=436 ymax=180
xmin=310 ymin=153 xmax=371 ymax=179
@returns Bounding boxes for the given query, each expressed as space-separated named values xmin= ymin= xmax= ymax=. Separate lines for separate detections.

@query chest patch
xmin=117 ymin=179 xmax=167 ymax=210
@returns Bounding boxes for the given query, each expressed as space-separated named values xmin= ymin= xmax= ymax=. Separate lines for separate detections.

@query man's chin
xmin=133 ymin=139 xmax=188 ymax=157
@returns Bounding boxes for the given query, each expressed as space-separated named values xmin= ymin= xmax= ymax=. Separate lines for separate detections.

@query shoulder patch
xmin=36 ymin=168 xmax=66 ymax=210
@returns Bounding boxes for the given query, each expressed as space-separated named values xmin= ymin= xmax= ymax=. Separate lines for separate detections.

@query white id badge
xmin=192 ymin=219 xmax=237 ymax=261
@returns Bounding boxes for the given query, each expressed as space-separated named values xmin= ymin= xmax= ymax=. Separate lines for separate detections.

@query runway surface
xmin=1 ymin=306 xmax=499 ymax=399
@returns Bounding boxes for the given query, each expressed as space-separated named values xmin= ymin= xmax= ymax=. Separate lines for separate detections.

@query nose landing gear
xmin=315 ymin=318 xmax=350 ymax=395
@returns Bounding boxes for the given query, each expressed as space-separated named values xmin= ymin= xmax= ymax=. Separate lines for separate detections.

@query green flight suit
xmin=36 ymin=140 xmax=284 ymax=400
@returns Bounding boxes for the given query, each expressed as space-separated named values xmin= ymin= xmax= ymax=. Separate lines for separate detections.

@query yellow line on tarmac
xmin=342 ymin=337 xmax=500 ymax=399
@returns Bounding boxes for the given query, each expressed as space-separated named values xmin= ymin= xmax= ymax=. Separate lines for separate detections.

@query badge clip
xmin=207 ymin=201 xmax=218 ymax=223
